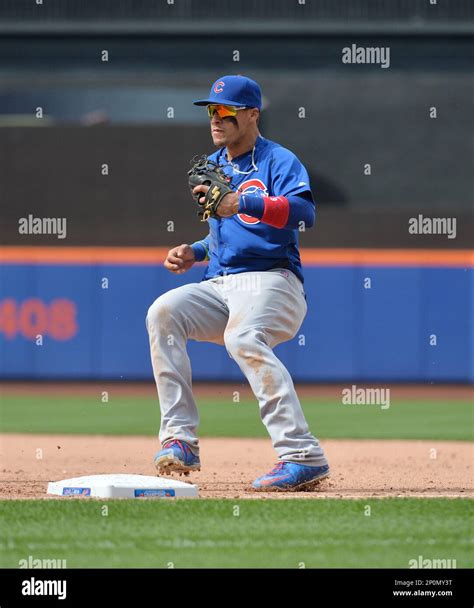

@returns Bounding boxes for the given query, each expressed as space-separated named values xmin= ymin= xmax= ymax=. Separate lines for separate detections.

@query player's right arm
xmin=164 ymin=234 xmax=210 ymax=274
xmin=190 ymin=234 xmax=210 ymax=262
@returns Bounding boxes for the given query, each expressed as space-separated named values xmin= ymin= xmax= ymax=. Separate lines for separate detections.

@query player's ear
xmin=250 ymin=108 xmax=260 ymax=123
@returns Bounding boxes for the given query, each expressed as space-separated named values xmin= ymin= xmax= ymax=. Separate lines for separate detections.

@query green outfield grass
xmin=0 ymin=395 xmax=472 ymax=440
xmin=0 ymin=498 xmax=471 ymax=568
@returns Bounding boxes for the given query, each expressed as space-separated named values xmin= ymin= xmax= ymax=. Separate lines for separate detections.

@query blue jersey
xmin=191 ymin=135 xmax=315 ymax=284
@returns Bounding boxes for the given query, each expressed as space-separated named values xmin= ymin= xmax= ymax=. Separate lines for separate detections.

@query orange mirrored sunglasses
xmin=207 ymin=104 xmax=247 ymax=119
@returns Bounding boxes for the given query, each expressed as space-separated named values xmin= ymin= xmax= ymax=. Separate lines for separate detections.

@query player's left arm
xmin=236 ymin=148 xmax=316 ymax=230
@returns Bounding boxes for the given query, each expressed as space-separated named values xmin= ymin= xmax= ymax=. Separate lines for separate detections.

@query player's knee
xmin=146 ymin=296 xmax=172 ymax=332
xmin=223 ymin=330 xmax=240 ymax=357
xmin=224 ymin=327 xmax=267 ymax=359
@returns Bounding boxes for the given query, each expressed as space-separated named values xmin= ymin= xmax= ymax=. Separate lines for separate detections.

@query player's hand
xmin=192 ymin=184 xmax=209 ymax=205
xmin=192 ymin=186 xmax=239 ymax=218
xmin=164 ymin=244 xmax=196 ymax=274
xmin=216 ymin=192 xmax=240 ymax=217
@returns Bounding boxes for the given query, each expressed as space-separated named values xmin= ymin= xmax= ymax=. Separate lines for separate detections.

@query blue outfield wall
xmin=0 ymin=263 xmax=472 ymax=382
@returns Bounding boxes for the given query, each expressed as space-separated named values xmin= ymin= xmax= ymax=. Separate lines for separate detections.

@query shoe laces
xmin=269 ymin=461 xmax=286 ymax=475
xmin=163 ymin=439 xmax=187 ymax=453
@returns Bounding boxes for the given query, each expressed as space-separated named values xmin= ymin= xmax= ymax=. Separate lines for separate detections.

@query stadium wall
xmin=1 ymin=248 xmax=472 ymax=382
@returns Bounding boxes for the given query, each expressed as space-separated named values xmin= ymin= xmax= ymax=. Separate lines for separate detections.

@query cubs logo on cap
xmin=193 ymin=75 xmax=262 ymax=110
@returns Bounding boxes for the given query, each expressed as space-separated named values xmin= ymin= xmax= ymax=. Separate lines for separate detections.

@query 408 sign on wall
xmin=0 ymin=298 xmax=78 ymax=341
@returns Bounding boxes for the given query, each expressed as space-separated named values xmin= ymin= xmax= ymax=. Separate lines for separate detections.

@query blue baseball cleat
xmin=153 ymin=439 xmax=201 ymax=476
xmin=252 ymin=460 xmax=330 ymax=491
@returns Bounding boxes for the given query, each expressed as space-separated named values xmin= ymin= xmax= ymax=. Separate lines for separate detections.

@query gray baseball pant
xmin=146 ymin=268 xmax=328 ymax=467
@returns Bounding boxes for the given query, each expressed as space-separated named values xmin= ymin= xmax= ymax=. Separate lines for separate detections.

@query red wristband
xmin=261 ymin=196 xmax=290 ymax=228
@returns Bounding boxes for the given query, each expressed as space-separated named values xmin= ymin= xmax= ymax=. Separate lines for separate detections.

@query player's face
xmin=209 ymin=106 xmax=256 ymax=147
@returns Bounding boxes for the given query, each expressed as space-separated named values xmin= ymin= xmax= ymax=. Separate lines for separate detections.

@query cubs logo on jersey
xmin=236 ymin=178 xmax=268 ymax=225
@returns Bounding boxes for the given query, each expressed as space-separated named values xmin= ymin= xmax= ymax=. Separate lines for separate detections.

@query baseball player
xmin=147 ymin=75 xmax=330 ymax=491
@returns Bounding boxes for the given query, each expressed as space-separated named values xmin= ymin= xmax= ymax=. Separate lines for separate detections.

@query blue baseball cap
xmin=193 ymin=75 xmax=262 ymax=110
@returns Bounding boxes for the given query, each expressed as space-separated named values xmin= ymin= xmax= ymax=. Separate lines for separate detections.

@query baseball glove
xmin=188 ymin=155 xmax=234 ymax=222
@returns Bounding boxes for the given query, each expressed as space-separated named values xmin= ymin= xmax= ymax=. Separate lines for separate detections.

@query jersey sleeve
xmin=191 ymin=233 xmax=211 ymax=262
xmin=235 ymin=146 xmax=316 ymax=229
xmin=270 ymin=146 xmax=313 ymax=199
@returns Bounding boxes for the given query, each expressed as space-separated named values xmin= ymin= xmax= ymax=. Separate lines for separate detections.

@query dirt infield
xmin=1 ymin=434 xmax=472 ymax=500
